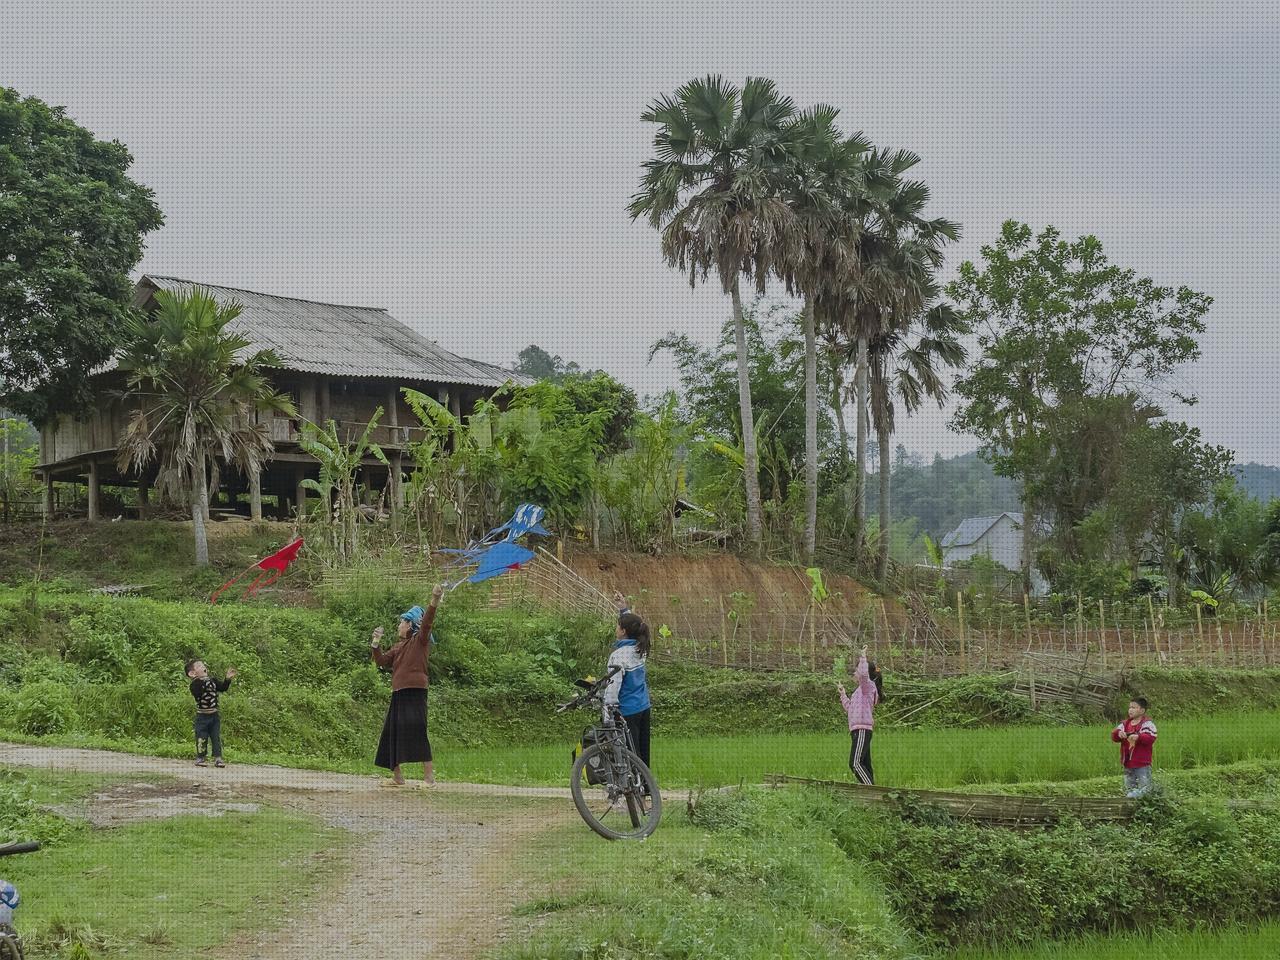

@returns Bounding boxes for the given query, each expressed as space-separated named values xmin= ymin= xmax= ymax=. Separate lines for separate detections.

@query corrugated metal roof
xmin=129 ymin=276 xmax=530 ymax=389
xmin=941 ymin=512 xmax=1024 ymax=548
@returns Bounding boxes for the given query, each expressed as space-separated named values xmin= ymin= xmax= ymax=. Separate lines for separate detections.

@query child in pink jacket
xmin=838 ymin=646 xmax=883 ymax=785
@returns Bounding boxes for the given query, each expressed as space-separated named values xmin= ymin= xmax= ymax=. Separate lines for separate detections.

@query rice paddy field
xmin=443 ymin=708 xmax=1280 ymax=789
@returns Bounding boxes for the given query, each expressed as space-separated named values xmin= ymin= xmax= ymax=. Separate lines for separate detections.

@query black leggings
xmin=849 ymin=729 xmax=874 ymax=785
xmin=623 ymin=708 xmax=651 ymax=770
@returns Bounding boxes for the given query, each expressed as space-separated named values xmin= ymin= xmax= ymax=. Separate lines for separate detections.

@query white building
xmin=940 ymin=512 xmax=1049 ymax=597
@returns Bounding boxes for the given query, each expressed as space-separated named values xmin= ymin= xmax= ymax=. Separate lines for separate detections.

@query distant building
xmin=940 ymin=511 xmax=1049 ymax=597
xmin=35 ymin=275 xmax=529 ymax=520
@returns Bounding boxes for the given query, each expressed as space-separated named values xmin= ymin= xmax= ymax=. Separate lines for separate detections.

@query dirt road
xmin=1 ymin=742 xmax=574 ymax=959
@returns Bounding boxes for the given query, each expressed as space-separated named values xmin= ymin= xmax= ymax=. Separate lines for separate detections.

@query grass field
xmin=0 ymin=767 xmax=347 ymax=959
xmin=952 ymin=922 xmax=1280 ymax=959
xmin=443 ymin=708 xmax=1280 ymax=788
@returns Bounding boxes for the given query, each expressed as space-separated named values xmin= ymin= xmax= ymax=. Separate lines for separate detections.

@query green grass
xmin=494 ymin=788 xmax=913 ymax=960
xmin=950 ymin=921 xmax=1280 ymax=959
xmin=0 ymin=767 xmax=347 ymax=959
xmin=445 ymin=708 xmax=1280 ymax=788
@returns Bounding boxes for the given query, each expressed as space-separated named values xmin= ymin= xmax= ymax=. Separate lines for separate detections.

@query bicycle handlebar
xmin=556 ymin=665 xmax=622 ymax=713
xmin=0 ymin=841 xmax=40 ymax=857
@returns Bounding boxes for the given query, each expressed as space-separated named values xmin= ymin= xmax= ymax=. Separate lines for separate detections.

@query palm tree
xmin=630 ymin=75 xmax=799 ymax=550
xmin=865 ymin=242 xmax=967 ymax=580
xmin=116 ymin=288 xmax=294 ymax=565
xmin=822 ymin=151 xmax=960 ymax=572
xmin=776 ymin=110 xmax=872 ymax=561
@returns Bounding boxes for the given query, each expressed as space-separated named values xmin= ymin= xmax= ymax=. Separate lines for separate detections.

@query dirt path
xmin=1 ymin=742 xmax=574 ymax=959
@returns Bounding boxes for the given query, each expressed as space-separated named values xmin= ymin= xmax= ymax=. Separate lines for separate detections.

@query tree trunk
xmin=803 ymin=298 xmax=818 ymax=562
xmin=830 ymin=357 xmax=850 ymax=528
xmin=876 ymin=421 xmax=892 ymax=582
xmin=192 ymin=454 xmax=210 ymax=566
xmin=852 ymin=338 xmax=869 ymax=551
xmin=731 ymin=279 xmax=764 ymax=549
xmin=249 ymin=469 xmax=262 ymax=522
xmin=1020 ymin=488 xmax=1034 ymax=597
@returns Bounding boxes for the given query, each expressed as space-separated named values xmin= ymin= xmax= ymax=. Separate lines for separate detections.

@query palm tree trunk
xmin=876 ymin=419 xmax=891 ymax=582
xmin=853 ymin=338 xmax=869 ymax=551
xmin=192 ymin=452 xmax=210 ymax=567
xmin=803 ymin=298 xmax=818 ymax=562
xmin=831 ymin=362 xmax=849 ymax=490
xmin=731 ymin=279 xmax=764 ymax=549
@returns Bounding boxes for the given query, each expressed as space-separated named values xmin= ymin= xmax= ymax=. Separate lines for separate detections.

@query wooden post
xmin=1076 ymin=595 xmax=1085 ymax=655
xmin=1098 ymin=599 xmax=1107 ymax=669
xmin=249 ymin=469 xmax=263 ymax=521
xmin=957 ymin=591 xmax=968 ymax=673
xmin=1147 ymin=595 xmax=1159 ymax=660
xmin=43 ymin=472 xmax=54 ymax=519
xmin=318 ymin=377 xmax=330 ymax=426
xmin=1023 ymin=593 xmax=1033 ymax=651
xmin=86 ymin=459 xmax=100 ymax=521
xmin=1196 ymin=603 xmax=1205 ymax=656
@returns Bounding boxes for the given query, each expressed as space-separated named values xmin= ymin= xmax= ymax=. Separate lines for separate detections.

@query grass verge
xmin=0 ymin=766 xmax=347 ymax=959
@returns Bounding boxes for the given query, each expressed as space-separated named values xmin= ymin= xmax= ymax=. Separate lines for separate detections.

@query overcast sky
xmin=4 ymin=0 xmax=1278 ymax=464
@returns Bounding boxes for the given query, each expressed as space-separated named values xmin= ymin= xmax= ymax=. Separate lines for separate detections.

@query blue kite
xmin=442 ymin=503 xmax=549 ymax=588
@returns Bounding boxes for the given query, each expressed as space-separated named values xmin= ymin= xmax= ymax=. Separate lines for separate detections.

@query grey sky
xmin=4 ymin=1 xmax=1278 ymax=463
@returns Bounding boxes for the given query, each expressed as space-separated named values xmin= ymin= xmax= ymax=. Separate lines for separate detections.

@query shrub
xmin=13 ymin=680 xmax=80 ymax=735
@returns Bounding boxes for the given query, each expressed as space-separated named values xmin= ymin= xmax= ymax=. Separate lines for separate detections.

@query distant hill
xmin=879 ymin=452 xmax=1280 ymax=539
xmin=1233 ymin=462 xmax=1280 ymax=502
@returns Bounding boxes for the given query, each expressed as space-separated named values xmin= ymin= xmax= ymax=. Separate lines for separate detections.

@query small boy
xmin=186 ymin=659 xmax=237 ymax=768
xmin=1111 ymin=696 xmax=1158 ymax=798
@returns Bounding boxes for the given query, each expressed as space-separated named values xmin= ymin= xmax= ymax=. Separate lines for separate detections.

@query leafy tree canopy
xmin=0 ymin=88 xmax=164 ymax=423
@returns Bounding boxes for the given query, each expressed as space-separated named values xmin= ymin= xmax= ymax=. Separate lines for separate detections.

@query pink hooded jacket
xmin=840 ymin=655 xmax=879 ymax=732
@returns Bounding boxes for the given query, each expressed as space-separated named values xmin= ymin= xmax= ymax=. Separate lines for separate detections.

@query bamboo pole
xmin=957 ymin=592 xmax=968 ymax=673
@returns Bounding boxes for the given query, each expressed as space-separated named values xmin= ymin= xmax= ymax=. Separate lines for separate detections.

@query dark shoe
xmin=195 ymin=758 xmax=208 ymax=767
xmin=214 ymin=758 xmax=226 ymax=768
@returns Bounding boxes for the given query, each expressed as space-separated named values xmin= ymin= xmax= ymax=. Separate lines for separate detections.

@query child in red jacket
xmin=1111 ymin=697 xmax=1158 ymax=798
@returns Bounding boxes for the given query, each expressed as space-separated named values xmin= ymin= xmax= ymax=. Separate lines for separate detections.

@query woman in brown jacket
xmin=370 ymin=583 xmax=444 ymax=786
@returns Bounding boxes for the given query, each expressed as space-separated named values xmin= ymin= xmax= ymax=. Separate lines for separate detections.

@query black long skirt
xmin=375 ymin=687 xmax=432 ymax=769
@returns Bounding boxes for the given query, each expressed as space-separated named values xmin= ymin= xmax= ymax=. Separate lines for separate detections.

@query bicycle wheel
xmin=0 ymin=926 xmax=24 ymax=960
xmin=571 ymin=743 xmax=661 ymax=840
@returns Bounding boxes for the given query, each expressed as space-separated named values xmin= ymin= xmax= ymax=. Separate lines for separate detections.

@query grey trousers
xmin=1124 ymin=766 xmax=1153 ymax=798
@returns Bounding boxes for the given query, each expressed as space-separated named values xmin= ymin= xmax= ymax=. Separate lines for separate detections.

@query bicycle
xmin=0 ymin=841 xmax=39 ymax=960
xmin=559 ymin=666 xmax=661 ymax=840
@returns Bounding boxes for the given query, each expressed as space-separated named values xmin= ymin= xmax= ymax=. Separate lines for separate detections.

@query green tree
xmin=653 ymin=301 xmax=834 ymax=546
xmin=951 ymin=221 xmax=1210 ymax=592
xmin=513 ymin=344 xmax=583 ymax=381
xmin=116 ymin=289 xmax=294 ymax=565
xmin=630 ymin=75 xmax=800 ymax=550
xmin=0 ymin=415 xmax=39 ymax=521
xmin=0 ymin=88 xmax=164 ymax=423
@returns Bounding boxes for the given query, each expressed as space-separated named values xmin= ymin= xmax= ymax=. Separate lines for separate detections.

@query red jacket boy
xmin=1111 ymin=697 xmax=1157 ymax=798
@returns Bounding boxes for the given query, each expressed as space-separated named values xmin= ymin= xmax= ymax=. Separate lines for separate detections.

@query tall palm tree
xmin=630 ymin=75 xmax=799 ymax=550
xmin=116 ymin=288 xmax=294 ymax=565
xmin=865 ymin=238 xmax=967 ymax=580
xmin=776 ymin=111 xmax=872 ymax=561
xmin=824 ymin=150 xmax=960 ymax=568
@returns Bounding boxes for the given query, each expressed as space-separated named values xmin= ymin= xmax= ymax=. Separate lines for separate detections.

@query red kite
xmin=210 ymin=537 xmax=305 ymax=604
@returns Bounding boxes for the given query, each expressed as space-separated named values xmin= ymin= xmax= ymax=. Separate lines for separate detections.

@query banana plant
xmin=298 ymin=409 xmax=388 ymax=561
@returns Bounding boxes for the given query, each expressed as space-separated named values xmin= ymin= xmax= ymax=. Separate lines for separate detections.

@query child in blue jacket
xmin=604 ymin=591 xmax=652 ymax=772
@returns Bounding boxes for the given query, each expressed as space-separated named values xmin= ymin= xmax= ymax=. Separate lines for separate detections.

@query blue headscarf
xmin=399 ymin=605 xmax=437 ymax=645
xmin=400 ymin=605 xmax=424 ymax=632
